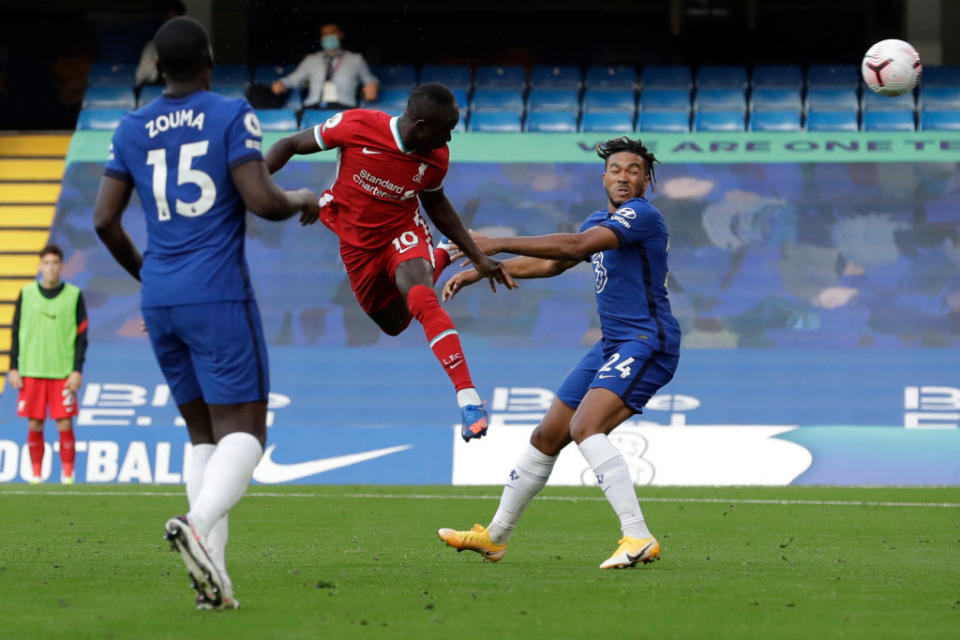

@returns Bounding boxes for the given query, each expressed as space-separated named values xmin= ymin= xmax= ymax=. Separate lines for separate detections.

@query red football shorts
xmin=17 ymin=377 xmax=77 ymax=420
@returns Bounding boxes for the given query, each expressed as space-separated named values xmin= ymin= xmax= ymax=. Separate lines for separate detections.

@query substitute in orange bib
xmin=8 ymin=244 xmax=88 ymax=484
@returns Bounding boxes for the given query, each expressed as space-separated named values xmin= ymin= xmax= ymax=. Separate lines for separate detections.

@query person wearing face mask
xmin=271 ymin=22 xmax=378 ymax=109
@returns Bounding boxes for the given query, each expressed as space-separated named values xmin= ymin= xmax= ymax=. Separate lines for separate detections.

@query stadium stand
xmin=580 ymin=111 xmax=633 ymax=132
xmin=255 ymin=109 xmax=299 ymax=131
xmin=420 ymin=65 xmax=471 ymax=90
xmin=806 ymin=88 xmax=860 ymax=111
xmin=920 ymin=86 xmax=960 ymax=110
xmin=529 ymin=65 xmax=582 ymax=89
xmin=475 ymin=65 xmax=527 ymax=90
xmin=751 ymin=88 xmax=803 ymax=112
xmin=582 ymin=89 xmax=636 ymax=113
xmin=862 ymin=111 xmax=915 ymax=131
xmin=918 ymin=65 xmax=960 ymax=87
xmin=638 ymin=111 xmax=689 ymax=132
xmin=585 ymin=65 xmax=636 ymax=90
xmin=806 ymin=110 xmax=859 ymax=131
xmin=862 ymin=91 xmax=915 ymax=111
xmin=253 ymin=64 xmax=295 ymax=84
xmin=807 ymin=64 xmax=860 ymax=88
xmin=749 ymin=110 xmax=802 ymax=131
xmin=469 ymin=111 xmax=522 ymax=132
xmin=641 ymin=65 xmax=693 ymax=89
xmin=137 ymin=85 xmax=164 ymax=107
xmin=370 ymin=65 xmax=418 ymax=90
xmin=301 ymin=109 xmax=344 ymax=129
xmin=639 ymin=88 xmax=691 ymax=112
xmin=696 ymin=65 xmax=749 ymax=88
xmin=696 ymin=88 xmax=747 ymax=112
xmin=211 ymin=65 xmax=251 ymax=86
xmin=76 ymin=109 xmax=127 ymax=130
xmin=920 ymin=110 xmax=960 ymax=130
xmin=751 ymin=64 xmax=804 ymax=88
xmin=527 ymin=89 xmax=580 ymax=112
xmin=472 ymin=88 xmax=525 ymax=113
xmin=694 ymin=110 xmax=745 ymax=131
xmin=82 ymin=86 xmax=136 ymax=110
xmin=87 ymin=63 xmax=136 ymax=86
xmin=525 ymin=111 xmax=577 ymax=132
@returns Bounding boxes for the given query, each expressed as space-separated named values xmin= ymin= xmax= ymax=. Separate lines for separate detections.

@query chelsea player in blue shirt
xmin=438 ymin=137 xmax=680 ymax=569
xmin=94 ymin=17 xmax=319 ymax=609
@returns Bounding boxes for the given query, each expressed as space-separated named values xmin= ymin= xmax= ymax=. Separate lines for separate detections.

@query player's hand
xmin=473 ymin=255 xmax=518 ymax=293
xmin=66 ymin=371 xmax=82 ymax=393
xmin=296 ymin=189 xmax=321 ymax=225
xmin=442 ymin=269 xmax=481 ymax=302
xmin=271 ymin=80 xmax=286 ymax=95
xmin=139 ymin=318 xmax=147 ymax=333
xmin=7 ymin=369 xmax=22 ymax=390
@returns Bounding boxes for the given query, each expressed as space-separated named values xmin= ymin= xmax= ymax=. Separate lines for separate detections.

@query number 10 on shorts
xmin=391 ymin=231 xmax=419 ymax=253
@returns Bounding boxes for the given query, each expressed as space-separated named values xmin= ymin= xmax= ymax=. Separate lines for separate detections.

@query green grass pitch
xmin=0 ymin=485 xmax=957 ymax=639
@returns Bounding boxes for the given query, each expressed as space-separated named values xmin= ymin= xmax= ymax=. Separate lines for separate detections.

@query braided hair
xmin=596 ymin=136 xmax=659 ymax=187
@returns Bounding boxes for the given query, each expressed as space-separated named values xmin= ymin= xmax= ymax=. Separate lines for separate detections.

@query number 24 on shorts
xmin=598 ymin=353 xmax=635 ymax=379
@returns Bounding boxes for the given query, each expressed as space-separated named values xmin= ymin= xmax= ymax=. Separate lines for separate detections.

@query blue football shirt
xmin=579 ymin=197 xmax=682 ymax=354
xmin=104 ymin=90 xmax=264 ymax=307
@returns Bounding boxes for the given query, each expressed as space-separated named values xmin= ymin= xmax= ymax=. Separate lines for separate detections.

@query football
xmin=861 ymin=39 xmax=922 ymax=96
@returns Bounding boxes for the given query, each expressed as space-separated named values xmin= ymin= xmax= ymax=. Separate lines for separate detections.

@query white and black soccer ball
xmin=861 ymin=39 xmax=922 ymax=96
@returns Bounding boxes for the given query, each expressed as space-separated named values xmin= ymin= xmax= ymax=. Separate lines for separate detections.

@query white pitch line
xmin=0 ymin=489 xmax=957 ymax=508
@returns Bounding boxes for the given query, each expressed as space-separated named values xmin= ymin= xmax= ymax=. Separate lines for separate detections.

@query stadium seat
xmin=214 ymin=86 xmax=247 ymax=100
xmin=694 ymin=111 xmax=745 ymax=131
xmin=696 ymin=88 xmax=746 ymax=112
xmin=638 ymin=111 xmax=689 ymax=132
xmin=76 ymin=108 xmax=127 ymax=130
xmin=420 ymin=65 xmax=471 ymax=89
xmin=585 ymin=65 xmax=637 ymax=89
xmin=369 ymin=88 xmax=410 ymax=109
xmin=919 ymin=65 xmax=960 ymax=88
xmin=254 ymin=109 xmax=299 ymax=131
xmin=530 ymin=65 xmax=582 ymax=89
xmin=749 ymin=110 xmax=801 ymax=132
xmin=697 ymin=65 xmax=748 ymax=88
xmin=862 ymin=111 xmax=915 ymax=131
xmin=862 ymin=91 xmax=916 ymax=111
xmin=638 ymin=88 xmax=690 ymax=112
xmin=82 ymin=86 xmax=135 ymax=110
xmin=920 ymin=110 xmax=960 ymax=131
xmin=807 ymin=65 xmax=860 ymax=88
xmin=475 ymin=65 xmax=527 ymax=90
xmin=253 ymin=64 xmax=295 ymax=84
xmin=471 ymin=88 xmax=525 ymax=112
xmin=527 ymin=89 xmax=580 ymax=112
xmin=138 ymin=85 xmax=163 ymax=107
xmin=469 ymin=111 xmax=522 ymax=132
xmin=451 ymin=88 xmax=469 ymax=109
xmin=87 ymin=63 xmax=136 ymax=87
xmin=806 ymin=110 xmax=858 ymax=131
xmin=641 ymin=65 xmax=692 ymax=89
xmin=751 ymin=88 xmax=802 ymax=112
xmin=525 ymin=111 xmax=578 ymax=132
xmin=580 ymin=111 xmax=634 ymax=132
xmin=919 ymin=87 xmax=960 ymax=110
xmin=300 ymin=109 xmax=343 ymax=129
xmin=751 ymin=65 xmax=804 ymax=88
xmin=806 ymin=88 xmax=859 ymax=111
xmin=370 ymin=65 xmax=417 ymax=89
xmin=583 ymin=89 xmax=636 ymax=113
xmin=212 ymin=65 xmax=250 ymax=86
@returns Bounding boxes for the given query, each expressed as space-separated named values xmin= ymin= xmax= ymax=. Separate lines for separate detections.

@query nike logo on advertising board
xmin=361 ymin=147 xmax=383 ymax=155
xmin=252 ymin=444 xmax=412 ymax=483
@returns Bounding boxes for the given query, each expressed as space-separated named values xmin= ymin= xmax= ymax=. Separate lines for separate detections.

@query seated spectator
xmin=271 ymin=22 xmax=377 ymax=109
xmin=135 ymin=1 xmax=186 ymax=88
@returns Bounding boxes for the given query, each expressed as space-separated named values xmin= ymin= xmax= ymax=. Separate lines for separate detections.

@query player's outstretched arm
xmin=231 ymin=160 xmax=320 ymax=224
xmin=473 ymin=226 xmax=620 ymax=262
xmin=264 ymin=129 xmax=321 ymax=175
xmin=442 ymin=256 xmax=576 ymax=302
xmin=94 ymin=175 xmax=142 ymax=281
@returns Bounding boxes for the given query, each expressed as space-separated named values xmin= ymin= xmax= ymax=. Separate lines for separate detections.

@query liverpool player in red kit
xmin=266 ymin=83 xmax=515 ymax=440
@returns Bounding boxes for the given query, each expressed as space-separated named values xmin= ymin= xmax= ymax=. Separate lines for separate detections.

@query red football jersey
xmin=313 ymin=109 xmax=449 ymax=249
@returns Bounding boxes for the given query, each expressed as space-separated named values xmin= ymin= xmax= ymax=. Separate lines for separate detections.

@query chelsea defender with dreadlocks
xmin=437 ymin=137 xmax=680 ymax=569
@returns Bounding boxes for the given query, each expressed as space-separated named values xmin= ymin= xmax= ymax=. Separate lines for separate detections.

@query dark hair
xmin=160 ymin=0 xmax=186 ymax=16
xmin=407 ymin=82 xmax=456 ymax=115
xmin=39 ymin=244 xmax=63 ymax=259
xmin=155 ymin=16 xmax=212 ymax=81
xmin=596 ymin=136 xmax=659 ymax=186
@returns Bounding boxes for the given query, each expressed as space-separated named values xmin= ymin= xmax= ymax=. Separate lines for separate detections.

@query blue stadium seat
xmin=527 ymin=89 xmax=580 ymax=112
xmin=585 ymin=65 xmax=636 ymax=89
xmin=862 ymin=90 xmax=916 ymax=111
xmin=920 ymin=65 xmax=960 ymax=88
xmin=214 ymin=86 xmax=247 ymax=100
xmin=862 ymin=111 xmax=915 ymax=131
xmin=638 ymin=111 xmax=689 ymax=132
xmin=920 ymin=110 xmax=960 ymax=131
xmin=694 ymin=111 xmax=745 ymax=131
xmin=920 ymin=87 xmax=960 ymax=110
xmin=254 ymin=109 xmax=299 ymax=132
xmin=751 ymin=88 xmax=802 ymax=112
xmin=82 ymin=86 xmax=135 ymax=109
xmin=301 ymin=110 xmax=344 ymax=129
xmin=525 ymin=111 xmax=578 ymax=132
xmin=638 ymin=89 xmax=690 ymax=112
xmin=697 ymin=65 xmax=748 ymax=88
xmin=472 ymin=88 xmax=525 ymax=112
xmin=806 ymin=88 xmax=859 ymax=111
xmin=451 ymin=88 xmax=469 ymax=109
xmin=807 ymin=65 xmax=859 ymax=88
xmin=138 ymin=85 xmax=163 ymax=107
xmin=475 ymin=65 xmax=527 ymax=90
xmin=749 ymin=110 xmax=801 ymax=132
xmin=88 ymin=63 xmax=136 ymax=87
xmin=253 ymin=64 xmax=294 ymax=84
xmin=469 ymin=111 xmax=522 ymax=132
xmin=370 ymin=65 xmax=417 ymax=89
xmin=212 ymin=65 xmax=250 ymax=86
xmin=751 ymin=65 xmax=804 ymax=88
xmin=696 ymin=88 xmax=746 ymax=111
xmin=580 ymin=111 xmax=634 ymax=132
xmin=420 ymin=65 xmax=471 ymax=89
xmin=806 ymin=110 xmax=858 ymax=131
xmin=583 ymin=89 xmax=635 ymax=113
xmin=77 ymin=108 xmax=127 ymax=130
xmin=641 ymin=65 xmax=692 ymax=89
xmin=530 ymin=65 xmax=582 ymax=89
xmin=369 ymin=88 xmax=410 ymax=109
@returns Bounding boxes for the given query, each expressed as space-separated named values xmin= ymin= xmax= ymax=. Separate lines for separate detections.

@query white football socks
xmin=456 ymin=387 xmax=482 ymax=408
xmin=488 ymin=442 xmax=557 ymax=544
xmin=187 ymin=432 xmax=263 ymax=539
xmin=577 ymin=433 xmax=651 ymax=539
xmin=184 ymin=443 xmax=231 ymax=582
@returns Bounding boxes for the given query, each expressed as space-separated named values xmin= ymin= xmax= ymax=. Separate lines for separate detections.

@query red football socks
xmin=433 ymin=246 xmax=451 ymax=283
xmin=406 ymin=284 xmax=474 ymax=391
xmin=59 ymin=429 xmax=76 ymax=477
xmin=27 ymin=430 xmax=44 ymax=477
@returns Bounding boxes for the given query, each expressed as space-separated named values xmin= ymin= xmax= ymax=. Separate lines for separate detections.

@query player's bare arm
xmin=443 ymin=256 xmax=577 ymax=302
xmin=230 ymin=160 xmax=320 ymax=224
xmin=419 ymin=188 xmax=517 ymax=292
xmin=474 ymin=225 xmax=620 ymax=262
xmin=264 ymin=129 xmax=321 ymax=174
xmin=94 ymin=175 xmax=142 ymax=281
